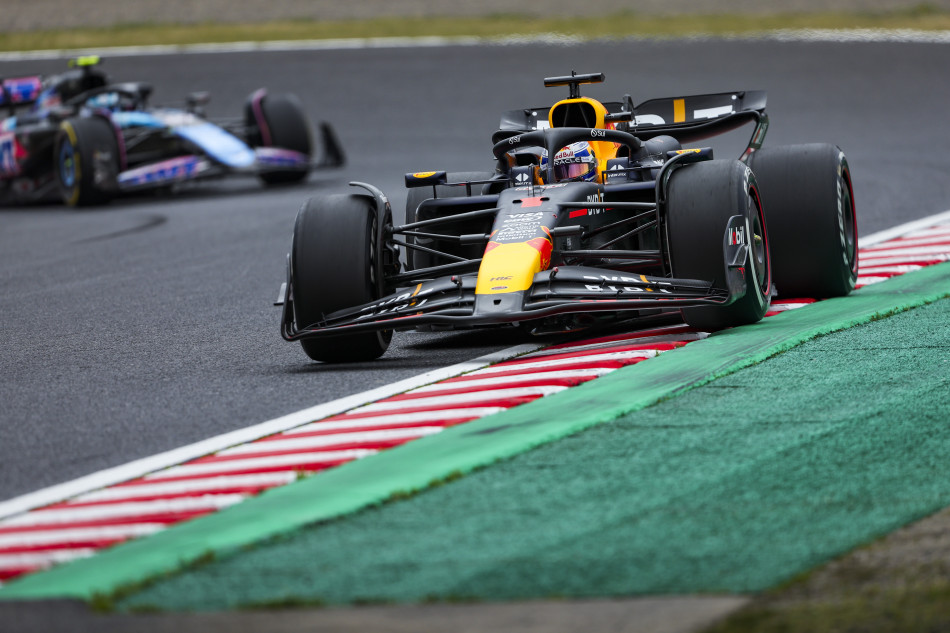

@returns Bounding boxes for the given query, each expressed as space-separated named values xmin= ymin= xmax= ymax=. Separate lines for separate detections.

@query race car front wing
xmin=279 ymin=265 xmax=732 ymax=341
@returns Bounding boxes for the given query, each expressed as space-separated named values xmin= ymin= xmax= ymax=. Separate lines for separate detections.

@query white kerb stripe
xmin=282 ymin=407 xmax=507 ymax=435
xmin=217 ymin=427 xmax=443 ymax=457
xmin=0 ymin=524 xmax=165 ymax=549
xmin=0 ymin=495 xmax=247 ymax=528
xmin=145 ymin=449 xmax=377 ymax=480
xmin=472 ymin=349 xmax=658 ymax=375
xmin=410 ymin=368 xmax=615 ymax=393
xmin=353 ymin=386 xmax=567 ymax=414
xmin=0 ymin=549 xmax=96 ymax=571
xmin=72 ymin=473 xmax=298 ymax=504
xmin=521 ymin=332 xmax=702 ymax=358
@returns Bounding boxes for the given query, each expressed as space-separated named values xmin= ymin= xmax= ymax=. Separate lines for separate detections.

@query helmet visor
xmin=555 ymin=161 xmax=594 ymax=180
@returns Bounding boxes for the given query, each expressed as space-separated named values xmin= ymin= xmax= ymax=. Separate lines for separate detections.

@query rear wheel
xmin=667 ymin=159 xmax=771 ymax=331
xmin=291 ymin=194 xmax=391 ymax=362
xmin=748 ymin=144 xmax=857 ymax=298
xmin=55 ymin=117 xmax=119 ymax=206
xmin=245 ymin=92 xmax=312 ymax=185
xmin=405 ymin=171 xmax=494 ymax=271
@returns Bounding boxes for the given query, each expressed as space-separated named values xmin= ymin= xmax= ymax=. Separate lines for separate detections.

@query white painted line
xmin=353 ymin=386 xmax=568 ymax=413
xmin=0 ymin=343 xmax=539 ymax=522
xmin=216 ymin=427 xmax=443 ymax=457
xmin=145 ymin=449 xmax=378 ymax=480
xmin=0 ymin=495 xmax=247 ymax=528
xmin=0 ymin=524 xmax=165 ymax=549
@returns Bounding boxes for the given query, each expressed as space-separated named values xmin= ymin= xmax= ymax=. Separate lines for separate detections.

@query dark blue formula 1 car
xmin=0 ymin=56 xmax=344 ymax=206
xmin=279 ymin=72 xmax=857 ymax=362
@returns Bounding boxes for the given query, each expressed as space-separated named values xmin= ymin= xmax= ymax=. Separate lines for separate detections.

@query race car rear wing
xmin=494 ymin=90 xmax=768 ymax=148
xmin=0 ymin=76 xmax=42 ymax=114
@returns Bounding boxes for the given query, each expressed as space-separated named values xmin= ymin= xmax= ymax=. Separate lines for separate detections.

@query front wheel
xmin=291 ymin=194 xmax=392 ymax=362
xmin=667 ymin=159 xmax=771 ymax=331
xmin=55 ymin=116 xmax=119 ymax=206
xmin=245 ymin=91 xmax=313 ymax=185
xmin=748 ymin=144 xmax=857 ymax=298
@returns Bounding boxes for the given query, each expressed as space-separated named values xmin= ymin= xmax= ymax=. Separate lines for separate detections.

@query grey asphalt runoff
xmin=1 ymin=37 xmax=949 ymax=633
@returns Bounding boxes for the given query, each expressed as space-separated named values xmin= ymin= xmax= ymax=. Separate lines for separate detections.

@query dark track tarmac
xmin=1 ymin=37 xmax=949 ymax=632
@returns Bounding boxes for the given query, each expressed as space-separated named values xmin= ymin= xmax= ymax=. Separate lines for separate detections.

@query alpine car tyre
xmin=291 ymin=194 xmax=392 ymax=362
xmin=667 ymin=159 xmax=771 ymax=331
xmin=55 ymin=116 xmax=119 ymax=206
xmin=405 ymin=171 xmax=494 ymax=272
xmin=247 ymin=93 xmax=313 ymax=185
xmin=748 ymin=143 xmax=857 ymax=298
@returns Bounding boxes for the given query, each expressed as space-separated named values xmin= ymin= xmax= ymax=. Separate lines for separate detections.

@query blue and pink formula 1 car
xmin=0 ymin=56 xmax=344 ymax=206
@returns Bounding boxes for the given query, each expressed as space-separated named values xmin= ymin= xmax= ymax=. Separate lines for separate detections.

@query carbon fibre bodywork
xmin=280 ymin=73 xmax=786 ymax=357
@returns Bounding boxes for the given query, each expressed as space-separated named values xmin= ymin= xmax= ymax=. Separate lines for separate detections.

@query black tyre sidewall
xmin=254 ymin=93 xmax=312 ymax=185
xmin=291 ymin=194 xmax=391 ymax=362
xmin=749 ymin=143 xmax=857 ymax=298
xmin=55 ymin=116 xmax=118 ymax=207
xmin=667 ymin=159 xmax=771 ymax=331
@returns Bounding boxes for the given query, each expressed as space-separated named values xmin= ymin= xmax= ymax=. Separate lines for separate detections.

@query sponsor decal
xmin=496 ymin=212 xmax=544 ymax=242
xmin=590 ymin=129 xmax=606 ymax=138
xmin=728 ymin=225 xmax=745 ymax=246
xmin=118 ymin=155 xmax=205 ymax=186
xmin=412 ymin=171 xmax=437 ymax=179
xmin=514 ymin=172 xmax=531 ymax=185
xmin=582 ymin=273 xmax=673 ymax=294
xmin=491 ymin=276 xmax=512 ymax=281
xmin=675 ymin=149 xmax=703 ymax=155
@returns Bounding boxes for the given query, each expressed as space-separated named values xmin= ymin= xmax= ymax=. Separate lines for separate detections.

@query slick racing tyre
xmin=667 ymin=159 xmax=771 ymax=331
xmin=55 ymin=116 xmax=119 ymax=206
xmin=245 ymin=92 xmax=312 ymax=185
xmin=291 ymin=194 xmax=392 ymax=362
xmin=748 ymin=144 xmax=857 ymax=298
xmin=405 ymin=171 xmax=494 ymax=272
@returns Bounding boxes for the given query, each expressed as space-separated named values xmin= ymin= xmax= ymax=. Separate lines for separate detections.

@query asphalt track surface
xmin=1 ymin=37 xmax=950 ymax=630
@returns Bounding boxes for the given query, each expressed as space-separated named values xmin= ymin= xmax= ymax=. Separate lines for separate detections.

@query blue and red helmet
xmin=541 ymin=141 xmax=597 ymax=183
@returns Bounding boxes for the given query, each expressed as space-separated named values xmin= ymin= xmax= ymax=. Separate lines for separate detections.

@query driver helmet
xmin=541 ymin=141 xmax=597 ymax=183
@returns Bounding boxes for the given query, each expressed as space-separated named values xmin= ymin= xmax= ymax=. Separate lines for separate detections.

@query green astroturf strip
xmin=2 ymin=262 xmax=950 ymax=603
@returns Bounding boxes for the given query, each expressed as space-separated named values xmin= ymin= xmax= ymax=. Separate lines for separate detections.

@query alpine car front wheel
xmin=667 ymin=159 xmax=771 ymax=331
xmin=55 ymin=117 xmax=119 ymax=207
xmin=245 ymin=92 xmax=312 ymax=185
xmin=291 ymin=194 xmax=392 ymax=362
xmin=748 ymin=144 xmax=857 ymax=298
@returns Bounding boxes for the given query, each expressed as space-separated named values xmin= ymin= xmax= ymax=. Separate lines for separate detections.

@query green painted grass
xmin=3 ymin=7 xmax=950 ymax=53
xmin=114 ymin=295 xmax=950 ymax=613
